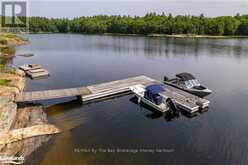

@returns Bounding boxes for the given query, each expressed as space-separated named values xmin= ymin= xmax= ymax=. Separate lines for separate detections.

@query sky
xmin=2 ymin=0 xmax=248 ymax=18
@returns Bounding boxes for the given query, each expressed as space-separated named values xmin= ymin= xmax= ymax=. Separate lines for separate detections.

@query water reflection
xmin=12 ymin=34 xmax=248 ymax=165
xmin=93 ymin=36 xmax=248 ymax=58
xmin=15 ymin=34 xmax=248 ymax=59
xmin=42 ymin=94 xmax=209 ymax=133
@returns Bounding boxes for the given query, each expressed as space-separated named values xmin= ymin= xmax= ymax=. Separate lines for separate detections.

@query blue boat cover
xmin=145 ymin=84 xmax=165 ymax=94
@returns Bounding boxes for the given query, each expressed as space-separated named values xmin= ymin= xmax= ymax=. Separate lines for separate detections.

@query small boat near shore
xmin=163 ymin=72 xmax=212 ymax=98
xmin=130 ymin=84 xmax=179 ymax=114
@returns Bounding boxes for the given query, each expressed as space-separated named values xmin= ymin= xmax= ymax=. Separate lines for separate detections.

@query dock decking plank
xmin=15 ymin=75 xmax=209 ymax=114
xmin=15 ymin=87 xmax=91 ymax=102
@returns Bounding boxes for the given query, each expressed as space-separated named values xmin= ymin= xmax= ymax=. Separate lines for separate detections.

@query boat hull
xmin=185 ymin=88 xmax=212 ymax=98
xmin=134 ymin=93 xmax=169 ymax=113
xmin=130 ymin=85 xmax=169 ymax=113
xmin=164 ymin=82 xmax=212 ymax=98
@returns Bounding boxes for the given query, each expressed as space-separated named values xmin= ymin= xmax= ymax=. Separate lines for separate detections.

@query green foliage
xmin=0 ymin=37 xmax=7 ymax=45
xmin=222 ymin=17 xmax=240 ymax=35
xmin=25 ymin=14 xmax=248 ymax=36
xmin=3 ymin=33 xmax=17 ymax=38
xmin=0 ymin=46 xmax=16 ymax=55
xmin=0 ymin=79 xmax=11 ymax=86
xmin=0 ymin=64 xmax=4 ymax=71
xmin=204 ymin=18 xmax=225 ymax=35
xmin=236 ymin=19 xmax=248 ymax=35
xmin=0 ymin=34 xmax=26 ymax=45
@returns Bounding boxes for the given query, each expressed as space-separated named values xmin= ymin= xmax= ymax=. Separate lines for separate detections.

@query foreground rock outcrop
xmin=0 ymin=71 xmax=25 ymax=97
xmin=0 ymin=68 xmax=60 ymax=164
xmin=0 ymin=106 xmax=61 ymax=160
xmin=0 ymin=96 xmax=17 ymax=132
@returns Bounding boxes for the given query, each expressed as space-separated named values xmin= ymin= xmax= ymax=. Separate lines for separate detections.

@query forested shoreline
xmin=12 ymin=13 xmax=248 ymax=35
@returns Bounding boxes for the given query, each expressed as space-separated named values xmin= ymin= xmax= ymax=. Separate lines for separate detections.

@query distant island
xmin=26 ymin=13 xmax=248 ymax=37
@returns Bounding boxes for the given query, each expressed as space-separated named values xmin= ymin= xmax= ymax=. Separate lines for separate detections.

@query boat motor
xmin=166 ymin=98 xmax=180 ymax=115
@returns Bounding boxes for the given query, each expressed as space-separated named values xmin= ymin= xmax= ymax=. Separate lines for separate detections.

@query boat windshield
xmin=191 ymin=79 xmax=200 ymax=86
xmin=185 ymin=80 xmax=194 ymax=89
xmin=185 ymin=79 xmax=200 ymax=88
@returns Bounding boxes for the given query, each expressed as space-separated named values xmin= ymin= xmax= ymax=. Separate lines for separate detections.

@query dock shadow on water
xmin=22 ymin=99 xmax=88 ymax=165
xmin=45 ymin=99 xmax=86 ymax=131
xmin=23 ymin=96 xmax=181 ymax=165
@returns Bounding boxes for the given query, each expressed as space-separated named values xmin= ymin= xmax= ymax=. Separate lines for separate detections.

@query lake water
xmin=13 ymin=34 xmax=248 ymax=165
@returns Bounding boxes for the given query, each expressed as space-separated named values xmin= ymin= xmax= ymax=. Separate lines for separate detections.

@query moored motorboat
xmin=164 ymin=72 xmax=212 ymax=98
xmin=130 ymin=84 xmax=179 ymax=114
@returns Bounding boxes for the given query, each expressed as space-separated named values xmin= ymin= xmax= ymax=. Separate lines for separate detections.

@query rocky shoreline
xmin=0 ymin=71 xmax=60 ymax=164
xmin=0 ymin=35 xmax=60 ymax=164
xmin=0 ymin=34 xmax=29 ymax=59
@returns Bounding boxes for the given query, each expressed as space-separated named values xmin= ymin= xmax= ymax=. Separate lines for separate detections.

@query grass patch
xmin=0 ymin=37 xmax=7 ymax=45
xmin=0 ymin=33 xmax=27 ymax=44
xmin=4 ymin=68 xmax=17 ymax=75
xmin=0 ymin=79 xmax=11 ymax=86
xmin=0 ymin=63 xmax=17 ymax=75
xmin=0 ymin=64 xmax=4 ymax=70
xmin=3 ymin=33 xmax=28 ymax=41
xmin=1 ymin=46 xmax=16 ymax=54
xmin=3 ymin=33 xmax=17 ymax=38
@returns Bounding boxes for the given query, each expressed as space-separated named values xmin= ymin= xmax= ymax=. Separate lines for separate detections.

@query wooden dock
xmin=15 ymin=75 xmax=210 ymax=114
xmin=19 ymin=64 xmax=49 ymax=79
xmin=15 ymin=87 xmax=91 ymax=102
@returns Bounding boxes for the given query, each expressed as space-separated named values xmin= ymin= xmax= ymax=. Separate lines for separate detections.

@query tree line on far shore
xmin=18 ymin=13 xmax=248 ymax=35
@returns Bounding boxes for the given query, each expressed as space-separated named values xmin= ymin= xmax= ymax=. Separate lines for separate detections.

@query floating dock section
xmin=15 ymin=75 xmax=210 ymax=114
xmin=19 ymin=64 xmax=49 ymax=79
xmin=81 ymin=76 xmax=156 ymax=102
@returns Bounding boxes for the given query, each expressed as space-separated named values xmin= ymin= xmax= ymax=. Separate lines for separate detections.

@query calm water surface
xmin=13 ymin=34 xmax=248 ymax=165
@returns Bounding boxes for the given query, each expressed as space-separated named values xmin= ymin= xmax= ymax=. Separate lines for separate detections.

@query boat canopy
xmin=176 ymin=72 xmax=195 ymax=81
xmin=145 ymin=84 xmax=165 ymax=94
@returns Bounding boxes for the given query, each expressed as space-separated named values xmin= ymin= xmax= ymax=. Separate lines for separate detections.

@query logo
xmin=1 ymin=0 xmax=28 ymax=32
xmin=0 ymin=153 xmax=24 ymax=164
